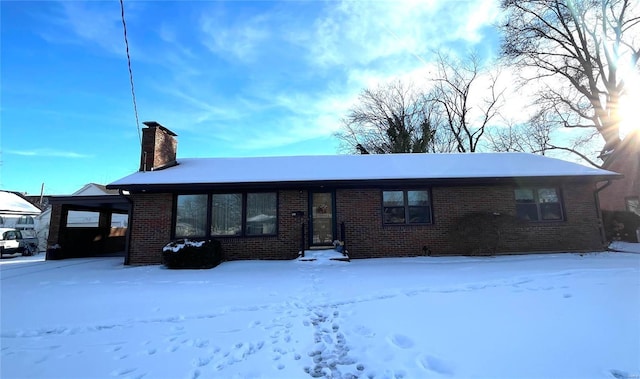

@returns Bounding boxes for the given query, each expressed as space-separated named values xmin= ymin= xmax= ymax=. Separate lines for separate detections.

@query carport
xmin=45 ymin=195 xmax=131 ymax=263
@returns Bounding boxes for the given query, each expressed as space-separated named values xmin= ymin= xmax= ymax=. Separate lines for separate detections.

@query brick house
xmin=598 ymin=130 xmax=640 ymax=215
xmin=105 ymin=122 xmax=620 ymax=265
xmin=597 ymin=130 xmax=640 ymax=241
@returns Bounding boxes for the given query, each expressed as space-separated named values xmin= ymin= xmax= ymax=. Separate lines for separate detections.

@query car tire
xmin=22 ymin=245 xmax=35 ymax=256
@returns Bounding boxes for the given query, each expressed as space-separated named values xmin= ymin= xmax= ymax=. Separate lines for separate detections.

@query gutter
xmin=106 ymin=174 xmax=621 ymax=194
xmin=118 ymin=189 xmax=134 ymax=266
xmin=594 ymin=179 xmax=614 ymax=248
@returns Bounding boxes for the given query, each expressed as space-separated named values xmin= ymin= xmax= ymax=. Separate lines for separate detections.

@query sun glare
xmin=618 ymin=65 xmax=640 ymax=138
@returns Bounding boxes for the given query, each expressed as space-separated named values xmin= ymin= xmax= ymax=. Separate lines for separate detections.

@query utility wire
xmin=119 ymin=0 xmax=142 ymax=146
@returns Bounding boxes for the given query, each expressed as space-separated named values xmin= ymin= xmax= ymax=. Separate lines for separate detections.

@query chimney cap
xmin=142 ymin=121 xmax=178 ymax=136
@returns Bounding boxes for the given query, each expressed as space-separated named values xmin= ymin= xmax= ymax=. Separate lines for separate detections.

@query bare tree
xmin=428 ymin=52 xmax=505 ymax=152
xmin=499 ymin=0 xmax=640 ymax=161
xmin=488 ymin=112 xmax=603 ymax=167
xmin=336 ymin=80 xmax=447 ymax=154
xmin=487 ymin=120 xmax=532 ymax=153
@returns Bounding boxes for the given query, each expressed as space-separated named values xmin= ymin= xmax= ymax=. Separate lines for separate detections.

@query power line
xmin=119 ymin=0 xmax=142 ymax=146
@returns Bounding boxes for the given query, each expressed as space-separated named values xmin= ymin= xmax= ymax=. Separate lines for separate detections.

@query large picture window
xmin=246 ymin=193 xmax=277 ymax=236
xmin=174 ymin=192 xmax=277 ymax=238
xmin=211 ymin=194 xmax=242 ymax=236
xmin=515 ymin=188 xmax=563 ymax=221
xmin=383 ymin=190 xmax=431 ymax=225
xmin=175 ymin=194 xmax=208 ymax=237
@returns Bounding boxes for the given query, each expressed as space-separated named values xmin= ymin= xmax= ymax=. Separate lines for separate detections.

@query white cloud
xmin=63 ymin=0 xmax=504 ymax=155
xmin=292 ymin=0 xmax=500 ymax=69
xmin=7 ymin=149 xmax=93 ymax=159
xmin=199 ymin=11 xmax=271 ymax=63
xmin=39 ymin=2 xmax=128 ymax=57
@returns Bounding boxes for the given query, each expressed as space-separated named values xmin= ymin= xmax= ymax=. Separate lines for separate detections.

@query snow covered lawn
xmin=1 ymin=251 xmax=639 ymax=379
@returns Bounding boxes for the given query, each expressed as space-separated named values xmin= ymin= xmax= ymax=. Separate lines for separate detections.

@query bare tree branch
xmin=335 ymin=80 xmax=446 ymax=154
xmin=427 ymin=52 xmax=504 ymax=152
xmin=499 ymin=0 xmax=640 ymax=159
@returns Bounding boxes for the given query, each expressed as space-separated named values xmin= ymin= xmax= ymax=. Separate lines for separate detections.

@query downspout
xmin=119 ymin=189 xmax=134 ymax=265
xmin=594 ymin=180 xmax=613 ymax=248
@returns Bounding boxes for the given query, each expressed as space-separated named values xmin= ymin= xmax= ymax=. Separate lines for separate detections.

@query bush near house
xmin=450 ymin=212 xmax=524 ymax=255
xmin=162 ymin=239 xmax=224 ymax=269
xmin=602 ymin=211 xmax=640 ymax=243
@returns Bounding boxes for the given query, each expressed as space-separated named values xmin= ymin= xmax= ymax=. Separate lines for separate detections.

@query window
xmin=174 ymin=192 xmax=277 ymax=238
xmin=383 ymin=190 xmax=431 ymax=225
xmin=211 ymin=194 xmax=242 ymax=236
xmin=515 ymin=188 xmax=563 ymax=221
xmin=2 ymin=230 xmax=18 ymax=240
xmin=17 ymin=216 xmax=34 ymax=225
xmin=246 ymin=193 xmax=277 ymax=236
xmin=175 ymin=194 xmax=208 ymax=237
xmin=626 ymin=197 xmax=640 ymax=216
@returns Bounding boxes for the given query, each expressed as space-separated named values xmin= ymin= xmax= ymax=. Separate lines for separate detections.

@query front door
xmin=310 ymin=191 xmax=335 ymax=246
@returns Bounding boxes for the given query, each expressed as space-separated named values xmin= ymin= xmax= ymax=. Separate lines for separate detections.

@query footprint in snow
xmin=389 ymin=334 xmax=414 ymax=349
xmin=191 ymin=339 xmax=209 ymax=348
xmin=418 ymin=354 xmax=453 ymax=375
xmin=34 ymin=355 xmax=48 ymax=364
xmin=353 ymin=325 xmax=375 ymax=337
xmin=110 ymin=367 xmax=136 ymax=377
xmin=194 ymin=356 xmax=212 ymax=367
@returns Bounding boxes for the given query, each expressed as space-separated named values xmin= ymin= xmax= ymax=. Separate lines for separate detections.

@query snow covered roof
xmin=0 ymin=191 xmax=42 ymax=215
xmin=72 ymin=183 xmax=120 ymax=196
xmin=108 ymin=153 xmax=619 ymax=190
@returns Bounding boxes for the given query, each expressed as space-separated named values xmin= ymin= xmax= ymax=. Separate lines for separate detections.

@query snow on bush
xmin=162 ymin=239 xmax=206 ymax=253
xmin=162 ymin=239 xmax=223 ymax=269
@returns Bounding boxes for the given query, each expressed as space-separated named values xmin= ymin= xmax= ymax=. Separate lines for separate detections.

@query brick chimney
xmin=140 ymin=121 xmax=178 ymax=171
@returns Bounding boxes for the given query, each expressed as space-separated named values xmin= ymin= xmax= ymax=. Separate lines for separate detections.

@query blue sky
xmin=1 ymin=0 xmax=501 ymax=195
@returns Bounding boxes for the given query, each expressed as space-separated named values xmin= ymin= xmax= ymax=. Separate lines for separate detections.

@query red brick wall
xmin=128 ymin=193 xmax=173 ymax=264
xmin=140 ymin=127 xmax=177 ymax=171
xmin=599 ymin=151 xmax=640 ymax=212
xmin=335 ymin=183 xmax=603 ymax=258
xmin=127 ymin=191 xmax=307 ymax=264
xmin=216 ymin=190 xmax=307 ymax=260
xmin=126 ymin=183 xmax=604 ymax=265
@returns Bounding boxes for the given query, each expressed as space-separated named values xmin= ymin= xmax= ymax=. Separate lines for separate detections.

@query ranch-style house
xmin=66 ymin=122 xmax=621 ymax=265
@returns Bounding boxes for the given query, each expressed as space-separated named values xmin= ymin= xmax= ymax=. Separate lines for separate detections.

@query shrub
xmin=602 ymin=210 xmax=640 ymax=243
xmin=162 ymin=239 xmax=224 ymax=269
xmin=449 ymin=212 xmax=524 ymax=255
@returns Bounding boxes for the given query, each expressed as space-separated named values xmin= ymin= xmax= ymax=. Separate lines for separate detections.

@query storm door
xmin=309 ymin=191 xmax=335 ymax=246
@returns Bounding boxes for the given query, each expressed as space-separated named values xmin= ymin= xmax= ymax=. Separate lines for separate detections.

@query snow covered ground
xmin=1 ymin=249 xmax=639 ymax=379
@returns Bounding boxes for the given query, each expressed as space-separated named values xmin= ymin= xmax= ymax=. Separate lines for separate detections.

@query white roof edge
xmin=108 ymin=152 xmax=620 ymax=187
xmin=0 ymin=191 xmax=42 ymax=215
